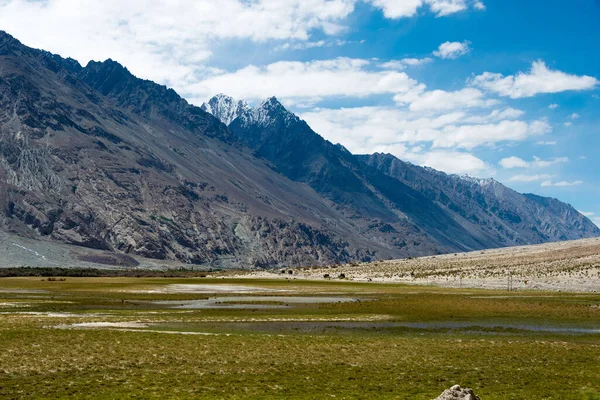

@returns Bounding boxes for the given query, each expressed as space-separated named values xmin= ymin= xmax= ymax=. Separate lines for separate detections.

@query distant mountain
xmin=0 ymin=30 xmax=597 ymax=268
xmin=360 ymin=153 xmax=599 ymax=246
xmin=207 ymin=94 xmax=599 ymax=251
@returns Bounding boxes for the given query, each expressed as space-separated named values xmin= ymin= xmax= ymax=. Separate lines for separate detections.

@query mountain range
xmin=0 ymin=31 xmax=597 ymax=268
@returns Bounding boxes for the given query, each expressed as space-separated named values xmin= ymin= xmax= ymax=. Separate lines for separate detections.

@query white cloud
xmin=500 ymin=157 xmax=529 ymax=169
xmin=464 ymin=108 xmax=525 ymax=123
xmin=395 ymin=88 xmax=498 ymax=112
xmin=380 ymin=58 xmax=433 ymax=70
xmin=368 ymin=0 xmax=481 ymax=18
xmin=499 ymin=156 xmax=569 ymax=169
xmin=564 ymin=122 xmax=573 ymax=127
xmin=579 ymin=211 xmax=595 ymax=217
xmin=408 ymin=150 xmax=491 ymax=175
xmin=0 ymin=0 xmax=363 ymax=90
xmin=471 ymin=61 xmax=599 ymax=99
xmin=473 ymin=1 xmax=486 ymax=10
xmin=368 ymin=0 xmax=425 ymax=18
xmin=531 ymin=156 xmax=569 ymax=168
xmin=536 ymin=141 xmax=557 ymax=146
xmin=401 ymin=57 xmax=434 ymax=66
xmin=432 ymin=120 xmax=550 ymax=149
xmin=299 ymin=105 xmax=550 ymax=176
xmin=0 ymin=0 xmax=482 ymax=96
xmin=541 ymin=180 xmax=583 ymax=187
xmin=433 ymin=41 xmax=472 ymax=59
xmin=275 ymin=38 xmax=363 ymax=51
xmin=571 ymin=113 xmax=580 ymax=119
xmin=508 ymin=174 xmax=554 ymax=182
xmin=426 ymin=0 xmax=469 ymax=17
xmin=548 ymin=104 xmax=559 ymax=109
xmin=187 ymin=58 xmax=421 ymax=102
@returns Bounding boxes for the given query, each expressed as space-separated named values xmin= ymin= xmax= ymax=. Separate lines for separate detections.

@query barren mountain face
xmin=360 ymin=153 xmax=598 ymax=245
xmin=0 ymin=31 xmax=597 ymax=268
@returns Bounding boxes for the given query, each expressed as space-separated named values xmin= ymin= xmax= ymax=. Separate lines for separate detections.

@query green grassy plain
xmin=0 ymin=277 xmax=599 ymax=399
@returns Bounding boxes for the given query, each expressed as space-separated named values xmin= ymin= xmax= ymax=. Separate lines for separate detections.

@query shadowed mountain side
xmin=0 ymin=31 xmax=398 ymax=267
xmin=360 ymin=153 xmax=599 ymax=246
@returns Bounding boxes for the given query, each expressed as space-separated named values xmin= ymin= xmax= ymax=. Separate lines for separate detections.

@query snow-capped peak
xmin=203 ymin=94 xmax=299 ymax=128
xmin=201 ymin=94 xmax=251 ymax=126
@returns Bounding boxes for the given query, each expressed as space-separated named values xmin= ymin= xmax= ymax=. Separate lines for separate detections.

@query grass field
xmin=0 ymin=277 xmax=599 ymax=399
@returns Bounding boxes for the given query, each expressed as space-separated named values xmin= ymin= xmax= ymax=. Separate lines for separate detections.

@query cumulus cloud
xmin=432 ymin=120 xmax=550 ymax=149
xmin=407 ymin=150 xmax=491 ymax=175
xmin=500 ymin=157 xmax=529 ymax=169
xmin=433 ymin=41 xmax=472 ymax=59
xmin=571 ymin=113 xmax=580 ymax=119
xmin=297 ymin=103 xmax=549 ymax=176
xmin=302 ymin=107 xmax=549 ymax=151
xmin=187 ymin=58 xmax=421 ymax=103
xmin=395 ymin=88 xmax=498 ymax=112
xmin=471 ymin=61 xmax=599 ymax=99
xmin=368 ymin=0 xmax=482 ymax=18
xmin=0 ymin=0 xmax=361 ymax=89
xmin=426 ymin=0 xmax=468 ymax=16
xmin=499 ymin=156 xmax=569 ymax=169
xmin=548 ymin=104 xmax=559 ymax=109
xmin=0 ymin=0 xmax=484 ymax=94
xmin=536 ymin=141 xmax=557 ymax=146
xmin=541 ymin=180 xmax=583 ymax=187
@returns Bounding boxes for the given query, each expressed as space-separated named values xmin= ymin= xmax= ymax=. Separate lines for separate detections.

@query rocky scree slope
xmin=0 ymin=31 xmax=393 ymax=267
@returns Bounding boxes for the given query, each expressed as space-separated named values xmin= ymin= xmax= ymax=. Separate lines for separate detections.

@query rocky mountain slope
xmin=0 ymin=31 xmax=597 ymax=268
xmin=0 ymin=31 xmax=390 ymax=267
xmin=206 ymin=94 xmax=599 ymax=251
xmin=361 ymin=153 xmax=597 ymax=246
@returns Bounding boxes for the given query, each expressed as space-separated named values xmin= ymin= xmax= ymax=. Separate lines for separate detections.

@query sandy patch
xmin=0 ymin=312 xmax=109 ymax=318
xmin=0 ymin=302 xmax=30 ymax=308
xmin=138 ymin=284 xmax=289 ymax=294
xmin=55 ymin=321 xmax=148 ymax=329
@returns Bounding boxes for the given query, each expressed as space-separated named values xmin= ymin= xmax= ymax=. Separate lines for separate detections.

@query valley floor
xmin=0 ymin=277 xmax=598 ymax=399
xmin=237 ymin=238 xmax=600 ymax=293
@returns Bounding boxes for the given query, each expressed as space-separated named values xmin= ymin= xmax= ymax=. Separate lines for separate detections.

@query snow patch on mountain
xmin=201 ymin=94 xmax=251 ymax=126
xmin=203 ymin=95 xmax=299 ymax=128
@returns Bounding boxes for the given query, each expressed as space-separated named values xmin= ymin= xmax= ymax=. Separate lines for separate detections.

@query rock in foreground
xmin=435 ymin=385 xmax=481 ymax=400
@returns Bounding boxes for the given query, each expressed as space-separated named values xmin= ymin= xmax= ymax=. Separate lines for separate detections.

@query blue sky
xmin=0 ymin=0 xmax=598 ymax=224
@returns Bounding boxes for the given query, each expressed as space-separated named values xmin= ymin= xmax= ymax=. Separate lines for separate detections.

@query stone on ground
xmin=435 ymin=384 xmax=481 ymax=400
